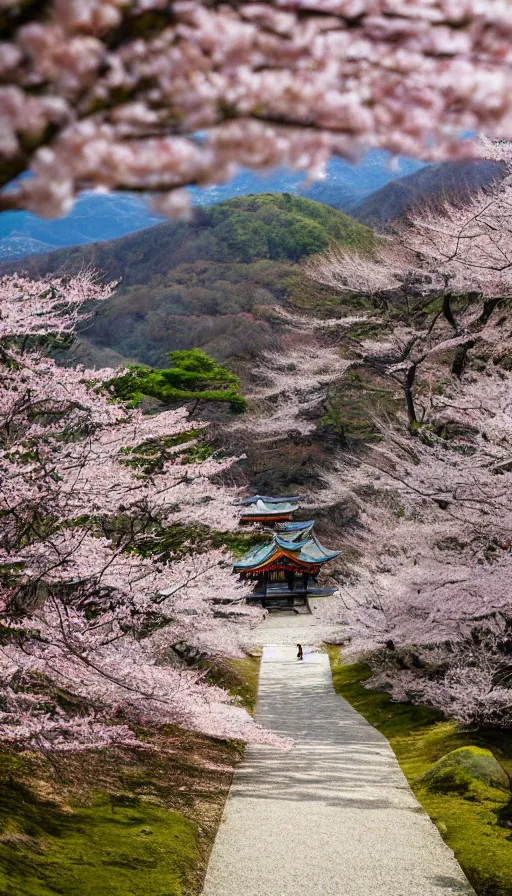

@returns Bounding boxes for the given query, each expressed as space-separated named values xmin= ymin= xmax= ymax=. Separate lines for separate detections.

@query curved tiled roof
xmin=233 ymin=531 xmax=340 ymax=572
xmin=237 ymin=494 xmax=301 ymax=506
xmin=240 ymin=500 xmax=298 ymax=515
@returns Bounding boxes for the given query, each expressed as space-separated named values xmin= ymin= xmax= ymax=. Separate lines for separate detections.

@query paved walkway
xmin=202 ymin=614 xmax=474 ymax=896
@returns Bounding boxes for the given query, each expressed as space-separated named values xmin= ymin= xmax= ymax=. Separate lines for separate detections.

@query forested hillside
xmin=0 ymin=151 xmax=424 ymax=262
xmin=7 ymin=194 xmax=373 ymax=367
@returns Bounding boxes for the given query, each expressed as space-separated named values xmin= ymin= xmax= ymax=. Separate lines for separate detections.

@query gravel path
xmin=202 ymin=612 xmax=474 ymax=896
xmin=241 ymin=599 xmax=342 ymax=648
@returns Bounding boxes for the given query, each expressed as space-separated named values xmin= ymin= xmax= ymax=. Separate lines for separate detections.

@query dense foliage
xmin=110 ymin=349 xmax=246 ymax=413
xmin=0 ymin=273 xmax=284 ymax=753
xmin=305 ymin=149 xmax=512 ymax=729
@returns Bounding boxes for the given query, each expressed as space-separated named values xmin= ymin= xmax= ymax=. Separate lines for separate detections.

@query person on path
xmin=297 ymin=643 xmax=303 ymax=661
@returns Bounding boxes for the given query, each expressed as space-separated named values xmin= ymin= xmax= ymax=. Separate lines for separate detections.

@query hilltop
xmin=9 ymin=194 xmax=373 ymax=367
xmin=0 ymin=151 xmax=422 ymax=262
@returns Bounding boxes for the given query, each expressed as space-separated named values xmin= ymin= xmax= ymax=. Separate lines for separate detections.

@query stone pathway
xmin=241 ymin=599 xmax=342 ymax=649
xmin=202 ymin=612 xmax=474 ymax=896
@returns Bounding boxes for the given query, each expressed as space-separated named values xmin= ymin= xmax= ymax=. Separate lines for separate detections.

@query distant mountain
xmin=304 ymin=151 xmax=424 ymax=209
xmin=0 ymin=234 xmax=56 ymax=260
xmin=0 ymin=151 xmax=423 ymax=261
xmin=0 ymin=193 xmax=163 ymax=263
xmin=193 ymin=150 xmax=424 ymax=211
xmin=4 ymin=194 xmax=373 ymax=367
xmin=352 ymin=159 xmax=506 ymax=229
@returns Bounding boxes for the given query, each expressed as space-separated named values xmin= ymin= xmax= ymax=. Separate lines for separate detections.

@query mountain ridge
xmin=0 ymin=151 xmax=423 ymax=261
xmin=352 ymin=158 xmax=506 ymax=229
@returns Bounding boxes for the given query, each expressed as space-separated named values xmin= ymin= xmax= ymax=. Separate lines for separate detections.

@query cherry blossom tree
xmin=314 ymin=359 xmax=512 ymax=726
xmin=3 ymin=1 xmax=512 ymax=217
xmin=310 ymin=138 xmax=512 ymax=308
xmin=307 ymin=141 xmax=512 ymax=425
xmin=0 ymin=273 xmax=281 ymax=752
xmin=0 ymin=271 xmax=118 ymax=339
xmin=302 ymin=158 xmax=512 ymax=725
xmin=229 ymin=339 xmax=350 ymax=438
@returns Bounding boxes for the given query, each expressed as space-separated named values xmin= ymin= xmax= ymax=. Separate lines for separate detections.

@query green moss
xmin=421 ymin=296 xmax=444 ymax=315
xmin=74 ymin=517 xmax=267 ymax=565
xmin=346 ymin=322 xmax=391 ymax=343
xmin=122 ymin=521 xmax=265 ymax=561
xmin=101 ymin=520 xmax=206 ymax=560
xmin=0 ymin=714 xmax=243 ymax=896
xmin=287 ymin=275 xmax=374 ymax=314
xmin=0 ymin=778 xmax=198 ymax=896
xmin=327 ymin=651 xmax=512 ymax=896
xmin=420 ymin=747 xmax=509 ymax=794
xmin=210 ymin=530 xmax=267 ymax=558
xmin=0 ymin=646 xmax=264 ymax=895
xmin=204 ymin=656 xmax=262 ymax=715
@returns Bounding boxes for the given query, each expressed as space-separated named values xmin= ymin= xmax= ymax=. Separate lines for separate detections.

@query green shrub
xmin=109 ymin=349 xmax=246 ymax=412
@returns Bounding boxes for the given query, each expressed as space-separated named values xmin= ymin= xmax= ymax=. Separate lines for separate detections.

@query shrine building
xmin=237 ymin=494 xmax=301 ymax=525
xmin=233 ymin=520 xmax=340 ymax=610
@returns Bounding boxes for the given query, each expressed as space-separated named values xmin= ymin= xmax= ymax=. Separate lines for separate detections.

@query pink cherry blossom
xmin=2 ymin=2 xmax=512 ymax=216
xmin=0 ymin=271 xmax=279 ymax=751
xmin=306 ymin=152 xmax=512 ymax=727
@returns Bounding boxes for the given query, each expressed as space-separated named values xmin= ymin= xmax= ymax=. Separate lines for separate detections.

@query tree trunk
xmin=442 ymin=291 xmax=458 ymax=331
xmin=404 ymin=365 xmax=417 ymax=426
xmin=189 ymin=398 xmax=201 ymax=418
xmin=480 ymin=297 xmax=501 ymax=324
xmin=451 ymin=340 xmax=475 ymax=378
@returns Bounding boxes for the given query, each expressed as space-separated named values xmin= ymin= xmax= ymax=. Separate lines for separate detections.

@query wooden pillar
xmin=284 ymin=570 xmax=295 ymax=592
xmin=262 ymin=572 xmax=268 ymax=610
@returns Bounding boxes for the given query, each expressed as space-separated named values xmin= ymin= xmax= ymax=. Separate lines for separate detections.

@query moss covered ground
xmin=0 ymin=656 xmax=261 ymax=896
xmin=204 ymin=655 xmax=262 ymax=715
xmin=0 ymin=776 xmax=197 ymax=896
xmin=327 ymin=650 xmax=512 ymax=896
